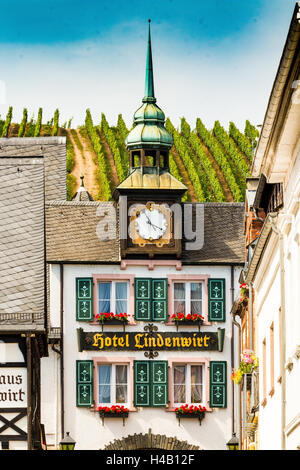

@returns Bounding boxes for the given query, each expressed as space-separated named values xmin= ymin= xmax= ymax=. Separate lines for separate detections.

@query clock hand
xmin=151 ymin=223 xmax=164 ymax=231
xmin=144 ymin=212 xmax=157 ymax=230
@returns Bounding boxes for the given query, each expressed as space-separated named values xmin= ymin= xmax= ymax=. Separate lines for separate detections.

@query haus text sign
xmin=0 ymin=368 xmax=27 ymax=408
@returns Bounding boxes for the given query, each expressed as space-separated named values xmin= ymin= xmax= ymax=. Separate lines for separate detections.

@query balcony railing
xmin=0 ymin=312 xmax=45 ymax=326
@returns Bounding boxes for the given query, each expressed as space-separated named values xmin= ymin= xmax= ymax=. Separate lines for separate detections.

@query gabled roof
xmin=46 ymin=201 xmax=120 ymax=263
xmin=46 ymin=201 xmax=244 ymax=265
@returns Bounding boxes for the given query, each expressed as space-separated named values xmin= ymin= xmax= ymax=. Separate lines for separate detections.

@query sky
xmin=0 ymin=0 xmax=297 ymax=131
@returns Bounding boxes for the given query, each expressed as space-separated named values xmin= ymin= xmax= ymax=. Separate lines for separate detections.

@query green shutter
xmin=210 ymin=361 xmax=227 ymax=408
xmin=151 ymin=361 xmax=168 ymax=406
xmin=76 ymin=360 xmax=94 ymax=407
xmin=152 ymin=279 xmax=168 ymax=321
xmin=208 ymin=278 xmax=226 ymax=322
xmin=134 ymin=361 xmax=150 ymax=406
xmin=135 ymin=278 xmax=151 ymax=321
xmin=76 ymin=278 xmax=93 ymax=321
xmin=134 ymin=361 xmax=168 ymax=407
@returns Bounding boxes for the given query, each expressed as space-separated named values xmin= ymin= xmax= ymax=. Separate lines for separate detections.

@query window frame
xmin=92 ymin=356 xmax=137 ymax=411
xmin=167 ymin=357 xmax=212 ymax=412
xmin=167 ymin=275 xmax=210 ymax=324
xmin=173 ymin=363 xmax=205 ymax=407
xmin=97 ymin=363 xmax=130 ymax=407
xmin=98 ymin=281 xmax=129 ymax=316
xmin=92 ymin=274 xmax=136 ymax=325
xmin=173 ymin=281 xmax=203 ymax=317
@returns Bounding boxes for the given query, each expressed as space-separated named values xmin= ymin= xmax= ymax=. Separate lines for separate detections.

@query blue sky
xmin=0 ymin=0 xmax=297 ymax=130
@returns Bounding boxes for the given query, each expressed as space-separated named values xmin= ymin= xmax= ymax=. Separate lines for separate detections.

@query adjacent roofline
xmin=0 ymin=136 xmax=66 ymax=146
xmin=245 ymin=212 xmax=278 ymax=283
xmin=251 ymin=2 xmax=300 ymax=176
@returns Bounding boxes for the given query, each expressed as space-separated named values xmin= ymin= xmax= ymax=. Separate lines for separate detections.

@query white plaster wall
xmin=254 ymin=256 xmax=282 ymax=450
xmin=40 ymin=348 xmax=61 ymax=448
xmin=42 ymin=263 xmax=241 ymax=450
xmin=253 ymin=152 xmax=300 ymax=449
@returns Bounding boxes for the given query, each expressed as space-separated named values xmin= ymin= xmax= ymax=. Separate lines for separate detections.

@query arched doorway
xmin=104 ymin=428 xmax=200 ymax=450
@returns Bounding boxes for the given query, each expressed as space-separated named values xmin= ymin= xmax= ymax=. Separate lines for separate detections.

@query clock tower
xmin=114 ymin=20 xmax=187 ymax=258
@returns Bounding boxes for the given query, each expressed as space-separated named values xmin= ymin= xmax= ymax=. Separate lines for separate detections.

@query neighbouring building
xmin=41 ymin=24 xmax=245 ymax=450
xmin=238 ymin=3 xmax=300 ymax=450
xmin=0 ymin=137 xmax=66 ymax=449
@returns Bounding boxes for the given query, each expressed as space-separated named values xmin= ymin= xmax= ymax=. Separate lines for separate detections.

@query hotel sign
xmin=77 ymin=328 xmax=225 ymax=353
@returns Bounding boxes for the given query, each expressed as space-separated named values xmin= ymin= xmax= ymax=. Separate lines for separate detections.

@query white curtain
xmin=191 ymin=365 xmax=202 ymax=403
xmin=98 ymin=365 xmax=111 ymax=403
xmin=98 ymin=282 xmax=111 ymax=313
xmin=115 ymin=282 xmax=128 ymax=315
xmin=116 ymin=365 xmax=128 ymax=403
xmin=174 ymin=283 xmax=185 ymax=314
xmin=173 ymin=365 xmax=186 ymax=403
xmin=190 ymin=283 xmax=202 ymax=315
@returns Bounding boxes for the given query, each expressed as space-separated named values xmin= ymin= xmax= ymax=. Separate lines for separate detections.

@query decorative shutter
xmin=208 ymin=278 xmax=226 ymax=322
xmin=135 ymin=278 xmax=151 ymax=321
xmin=209 ymin=361 xmax=227 ymax=408
xmin=151 ymin=361 xmax=168 ymax=406
xmin=76 ymin=278 xmax=93 ymax=321
xmin=134 ymin=361 xmax=150 ymax=406
xmin=152 ymin=279 xmax=168 ymax=321
xmin=76 ymin=360 xmax=94 ymax=407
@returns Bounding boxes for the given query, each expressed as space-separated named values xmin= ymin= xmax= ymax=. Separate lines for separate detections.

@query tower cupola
xmin=125 ymin=20 xmax=173 ymax=172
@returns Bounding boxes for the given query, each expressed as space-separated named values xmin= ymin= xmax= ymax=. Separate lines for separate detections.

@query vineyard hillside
xmin=0 ymin=107 xmax=259 ymax=202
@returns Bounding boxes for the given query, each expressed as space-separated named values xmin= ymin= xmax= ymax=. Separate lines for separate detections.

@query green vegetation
xmin=4 ymin=106 xmax=257 ymax=203
xmin=18 ymin=108 xmax=28 ymax=137
xmin=85 ymin=109 xmax=112 ymax=200
xmin=34 ymin=108 xmax=42 ymax=137
xmin=1 ymin=106 xmax=13 ymax=137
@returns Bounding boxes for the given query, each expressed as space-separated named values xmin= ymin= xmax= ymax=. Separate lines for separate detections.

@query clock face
xmin=136 ymin=208 xmax=167 ymax=240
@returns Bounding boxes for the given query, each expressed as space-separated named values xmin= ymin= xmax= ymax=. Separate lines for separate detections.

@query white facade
xmin=247 ymin=6 xmax=300 ymax=447
xmin=42 ymin=262 xmax=241 ymax=450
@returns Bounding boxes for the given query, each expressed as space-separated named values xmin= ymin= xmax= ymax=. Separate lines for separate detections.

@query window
xmin=173 ymin=364 xmax=204 ymax=405
xmin=98 ymin=364 xmax=129 ymax=406
xmin=173 ymin=282 xmax=203 ymax=316
xmin=98 ymin=281 xmax=128 ymax=315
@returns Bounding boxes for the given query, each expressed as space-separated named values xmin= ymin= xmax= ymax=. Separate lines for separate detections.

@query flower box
xmin=95 ymin=313 xmax=130 ymax=331
xmin=98 ymin=406 xmax=129 ymax=426
xmin=175 ymin=404 xmax=206 ymax=426
xmin=171 ymin=313 xmax=204 ymax=331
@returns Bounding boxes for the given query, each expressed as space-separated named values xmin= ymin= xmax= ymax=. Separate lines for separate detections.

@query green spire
xmin=143 ymin=19 xmax=156 ymax=103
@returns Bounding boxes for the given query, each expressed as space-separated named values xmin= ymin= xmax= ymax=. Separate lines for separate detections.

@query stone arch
xmin=103 ymin=428 xmax=200 ymax=450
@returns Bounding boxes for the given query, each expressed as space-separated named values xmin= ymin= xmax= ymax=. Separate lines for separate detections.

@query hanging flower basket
xmin=231 ymin=350 xmax=259 ymax=385
xmin=95 ymin=313 xmax=130 ymax=331
xmin=171 ymin=313 xmax=204 ymax=331
xmin=98 ymin=405 xmax=129 ymax=426
xmin=175 ymin=404 xmax=206 ymax=426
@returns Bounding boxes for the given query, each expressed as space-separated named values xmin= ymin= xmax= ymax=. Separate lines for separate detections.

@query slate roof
xmin=0 ymin=157 xmax=45 ymax=326
xmin=46 ymin=201 xmax=245 ymax=265
xmin=181 ymin=203 xmax=245 ymax=264
xmin=46 ymin=201 xmax=120 ymax=262
xmin=0 ymin=137 xmax=66 ymax=201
